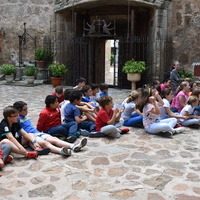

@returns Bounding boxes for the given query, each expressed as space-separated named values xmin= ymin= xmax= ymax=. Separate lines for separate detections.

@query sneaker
xmin=72 ymin=138 xmax=87 ymax=152
xmin=79 ymin=129 xmax=90 ymax=136
xmin=158 ymin=131 xmax=173 ymax=138
xmin=64 ymin=136 xmax=77 ymax=143
xmin=26 ymin=151 xmax=38 ymax=159
xmin=174 ymin=127 xmax=186 ymax=134
xmin=5 ymin=155 xmax=13 ymax=164
xmin=187 ymin=124 xmax=200 ymax=129
xmin=89 ymin=131 xmax=105 ymax=138
xmin=35 ymin=148 xmax=51 ymax=155
xmin=120 ymin=128 xmax=130 ymax=134
xmin=60 ymin=147 xmax=71 ymax=156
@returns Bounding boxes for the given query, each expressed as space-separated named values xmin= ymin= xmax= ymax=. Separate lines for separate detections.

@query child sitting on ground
xmin=14 ymin=101 xmax=87 ymax=154
xmin=0 ymin=106 xmax=47 ymax=159
xmin=99 ymin=83 xmax=109 ymax=97
xmin=37 ymin=95 xmax=78 ymax=143
xmin=82 ymin=85 xmax=99 ymax=112
xmin=60 ymin=89 xmax=96 ymax=123
xmin=90 ymin=83 xmax=100 ymax=102
xmin=52 ymin=86 xmax=64 ymax=104
xmin=136 ymin=87 xmax=185 ymax=138
xmin=179 ymin=96 xmax=200 ymax=129
xmin=121 ymin=90 xmax=143 ymax=127
xmin=95 ymin=96 xmax=129 ymax=138
xmin=73 ymin=77 xmax=86 ymax=90
xmin=0 ymin=142 xmax=13 ymax=169
xmin=64 ymin=91 xmax=102 ymax=137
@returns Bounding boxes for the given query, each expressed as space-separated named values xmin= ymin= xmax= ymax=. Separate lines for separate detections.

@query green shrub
xmin=178 ymin=69 xmax=193 ymax=79
xmin=48 ymin=63 xmax=68 ymax=77
xmin=0 ymin=64 xmax=16 ymax=75
xmin=24 ymin=66 xmax=39 ymax=76
xmin=122 ymin=59 xmax=146 ymax=73
xmin=35 ymin=48 xmax=53 ymax=61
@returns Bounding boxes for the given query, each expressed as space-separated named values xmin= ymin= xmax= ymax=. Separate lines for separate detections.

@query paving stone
xmin=30 ymin=176 xmax=46 ymax=184
xmin=0 ymin=188 xmax=13 ymax=195
xmin=28 ymin=184 xmax=56 ymax=198
xmin=172 ymin=184 xmax=188 ymax=191
xmin=110 ymin=154 xmax=129 ymax=162
xmin=110 ymin=189 xmax=135 ymax=199
xmin=143 ymin=175 xmax=172 ymax=190
xmin=108 ymin=167 xmax=129 ymax=177
xmin=163 ymin=169 xmax=184 ymax=177
xmin=42 ymin=166 xmax=63 ymax=174
xmin=147 ymin=193 xmax=166 ymax=200
xmin=91 ymin=157 xmax=110 ymax=165
xmin=28 ymin=161 xmax=44 ymax=171
xmin=193 ymin=187 xmax=200 ymax=195
xmin=175 ymin=194 xmax=200 ymax=200
xmin=72 ymin=181 xmax=87 ymax=190
xmin=186 ymin=173 xmax=200 ymax=182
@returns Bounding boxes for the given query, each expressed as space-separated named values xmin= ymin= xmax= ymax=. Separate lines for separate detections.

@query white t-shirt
xmin=160 ymin=98 xmax=170 ymax=119
xmin=121 ymin=101 xmax=136 ymax=121
xmin=180 ymin=104 xmax=194 ymax=116
xmin=60 ymin=100 xmax=70 ymax=123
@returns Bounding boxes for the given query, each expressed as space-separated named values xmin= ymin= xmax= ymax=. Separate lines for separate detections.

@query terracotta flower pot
xmin=37 ymin=60 xmax=46 ymax=68
xmin=50 ymin=77 xmax=63 ymax=87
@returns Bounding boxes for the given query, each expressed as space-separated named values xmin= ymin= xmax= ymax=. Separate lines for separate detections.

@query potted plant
xmin=0 ymin=64 xmax=16 ymax=83
xmin=35 ymin=48 xmax=53 ymax=68
xmin=24 ymin=66 xmax=39 ymax=84
xmin=122 ymin=59 xmax=146 ymax=90
xmin=48 ymin=63 xmax=68 ymax=87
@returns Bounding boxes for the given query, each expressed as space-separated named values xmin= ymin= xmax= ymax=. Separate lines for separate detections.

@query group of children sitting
xmin=0 ymin=76 xmax=199 ymax=169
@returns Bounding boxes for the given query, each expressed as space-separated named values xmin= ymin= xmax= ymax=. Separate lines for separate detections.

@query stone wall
xmin=169 ymin=0 xmax=200 ymax=71
xmin=0 ymin=0 xmax=55 ymax=65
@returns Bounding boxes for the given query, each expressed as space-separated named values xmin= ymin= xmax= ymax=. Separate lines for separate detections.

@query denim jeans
xmin=146 ymin=118 xmax=177 ymax=134
xmin=78 ymin=121 xmax=95 ymax=132
xmin=123 ymin=112 xmax=143 ymax=127
xmin=46 ymin=121 xmax=78 ymax=137
xmin=0 ymin=143 xmax=11 ymax=162
xmin=181 ymin=118 xmax=200 ymax=126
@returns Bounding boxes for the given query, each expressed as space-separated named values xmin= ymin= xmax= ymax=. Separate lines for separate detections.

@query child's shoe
xmin=5 ymin=155 xmax=13 ymax=164
xmin=120 ymin=128 xmax=130 ymax=134
xmin=72 ymin=138 xmax=87 ymax=152
xmin=187 ymin=124 xmax=200 ymax=129
xmin=65 ymin=136 xmax=77 ymax=143
xmin=158 ymin=131 xmax=173 ymax=138
xmin=60 ymin=147 xmax=71 ymax=156
xmin=26 ymin=151 xmax=38 ymax=159
xmin=35 ymin=148 xmax=51 ymax=155
xmin=174 ymin=127 xmax=186 ymax=134
xmin=89 ymin=131 xmax=105 ymax=138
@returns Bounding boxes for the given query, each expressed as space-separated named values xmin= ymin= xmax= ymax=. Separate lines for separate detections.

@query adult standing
xmin=170 ymin=60 xmax=181 ymax=95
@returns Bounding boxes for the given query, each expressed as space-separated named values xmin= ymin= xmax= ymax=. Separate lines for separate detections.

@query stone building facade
xmin=0 ymin=0 xmax=200 ymax=86
xmin=169 ymin=0 xmax=200 ymax=74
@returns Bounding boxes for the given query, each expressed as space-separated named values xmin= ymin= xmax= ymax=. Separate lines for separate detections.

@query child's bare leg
xmin=0 ymin=139 xmax=27 ymax=156
xmin=35 ymin=138 xmax=70 ymax=154
xmin=45 ymin=136 xmax=72 ymax=149
xmin=85 ymin=111 xmax=96 ymax=122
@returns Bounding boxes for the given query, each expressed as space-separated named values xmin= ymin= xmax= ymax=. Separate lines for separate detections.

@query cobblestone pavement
xmin=0 ymin=84 xmax=200 ymax=200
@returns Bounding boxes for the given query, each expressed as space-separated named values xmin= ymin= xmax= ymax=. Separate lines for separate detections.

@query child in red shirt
xmin=95 ymin=96 xmax=129 ymax=138
xmin=52 ymin=86 xmax=64 ymax=104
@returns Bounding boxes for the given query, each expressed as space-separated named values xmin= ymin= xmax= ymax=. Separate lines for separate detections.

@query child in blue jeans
xmin=180 ymin=96 xmax=200 ymax=128
xmin=121 ymin=90 xmax=143 ymax=127
xmin=64 ymin=91 xmax=101 ymax=137
xmin=0 ymin=142 xmax=13 ymax=169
